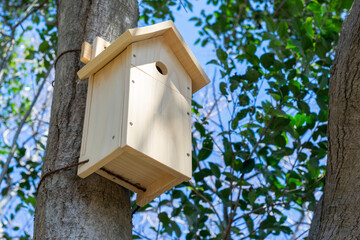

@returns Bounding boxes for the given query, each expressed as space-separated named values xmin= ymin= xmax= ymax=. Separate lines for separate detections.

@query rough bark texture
xmin=309 ymin=1 xmax=360 ymax=239
xmin=34 ymin=0 xmax=138 ymax=239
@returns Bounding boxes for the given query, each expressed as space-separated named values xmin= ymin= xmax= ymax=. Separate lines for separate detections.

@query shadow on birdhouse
xmin=77 ymin=20 xmax=209 ymax=206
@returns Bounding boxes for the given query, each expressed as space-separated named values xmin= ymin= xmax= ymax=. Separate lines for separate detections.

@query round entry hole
xmin=155 ymin=61 xmax=168 ymax=75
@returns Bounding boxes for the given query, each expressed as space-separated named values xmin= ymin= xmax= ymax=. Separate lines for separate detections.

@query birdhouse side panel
xmin=78 ymin=48 xmax=132 ymax=178
xmin=123 ymin=40 xmax=192 ymax=180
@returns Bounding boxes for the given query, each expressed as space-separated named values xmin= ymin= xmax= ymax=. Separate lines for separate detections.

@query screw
xmin=133 ymin=54 xmax=136 ymax=57
xmin=186 ymin=153 xmax=190 ymax=157
xmin=129 ymin=122 xmax=133 ymax=126
xmin=187 ymin=112 xmax=190 ymax=115
xmin=132 ymin=80 xmax=135 ymax=83
xmin=112 ymin=136 xmax=115 ymax=139
xmin=187 ymin=86 xmax=190 ymax=90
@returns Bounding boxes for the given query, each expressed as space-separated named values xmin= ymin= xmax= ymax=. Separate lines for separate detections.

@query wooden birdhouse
xmin=77 ymin=21 xmax=209 ymax=206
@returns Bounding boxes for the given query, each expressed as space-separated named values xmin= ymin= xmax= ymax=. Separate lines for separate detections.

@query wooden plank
xmin=77 ymin=20 xmax=209 ymax=93
xmin=79 ymin=39 xmax=96 ymax=163
xmin=78 ymin=48 xmax=131 ymax=178
xmin=92 ymin=36 xmax=110 ymax=59
xmin=124 ymin=54 xmax=192 ymax=179
xmin=78 ymin=146 xmax=124 ymax=178
xmin=136 ymin=174 xmax=180 ymax=207
xmin=163 ymin=28 xmax=210 ymax=93
xmin=79 ymin=37 xmax=110 ymax=159
xmin=96 ymin=167 xmax=144 ymax=193
xmin=79 ymin=74 xmax=94 ymax=158
xmin=129 ymin=36 xmax=192 ymax=100
xmin=103 ymin=151 xmax=160 ymax=187
xmin=80 ymin=41 xmax=92 ymax=64
xmin=121 ymin=145 xmax=189 ymax=180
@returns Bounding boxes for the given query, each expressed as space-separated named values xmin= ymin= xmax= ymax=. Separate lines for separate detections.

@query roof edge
xmin=77 ymin=20 xmax=209 ymax=93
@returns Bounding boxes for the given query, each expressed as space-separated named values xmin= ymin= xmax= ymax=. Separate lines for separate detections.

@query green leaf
xmin=278 ymin=22 xmax=288 ymax=38
xmin=216 ymin=48 xmax=228 ymax=62
xmin=158 ymin=212 xmax=170 ymax=225
xmin=304 ymin=17 xmax=314 ymax=38
xmin=260 ymin=53 xmax=275 ymax=70
xmin=39 ymin=41 xmax=50 ymax=53
xmin=209 ymin=162 xmax=221 ymax=178
xmin=170 ymin=221 xmax=181 ymax=237
xmin=220 ymin=82 xmax=227 ymax=95
xmin=246 ymin=67 xmax=261 ymax=83
xmin=198 ymin=138 xmax=213 ymax=160
xmin=298 ymin=101 xmax=310 ymax=114
xmin=242 ymin=159 xmax=255 ymax=173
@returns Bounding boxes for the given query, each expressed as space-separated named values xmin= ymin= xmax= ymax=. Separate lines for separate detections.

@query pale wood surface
xmin=80 ymin=37 xmax=109 ymax=159
xmin=136 ymin=173 xmax=180 ymax=206
xmin=80 ymin=41 xmax=92 ymax=64
xmin=78 ymin=33 xmax=194 ymax=206
xmin=126 ymin=38 xmax=192 ymax=179
xmin=130 ymin=36 xmax=192 ymax=100
xmin=77 ymin=20 xmax=210 ymax=93
xmin=78 ymin=47 xmax=131 ymax=177
xmin=101 ymin=145 xmax=187 ymax=207
xmin=92 ymin=36 xmax=110 ymax=59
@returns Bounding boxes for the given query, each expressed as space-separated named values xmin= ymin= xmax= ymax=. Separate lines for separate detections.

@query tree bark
xmin=309 ymin=1 xmax=360 ymax=239
xmin=34 ymin=0 xmax=138 ymax=239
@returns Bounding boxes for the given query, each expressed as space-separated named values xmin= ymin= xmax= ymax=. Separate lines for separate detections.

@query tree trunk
xmin=309 ymin=1 xmax=360 ymax=239
xmin=34 ymin=0 xmax=138 ymax=239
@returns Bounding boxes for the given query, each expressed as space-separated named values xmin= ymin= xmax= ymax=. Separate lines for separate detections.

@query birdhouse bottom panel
xmin=95 ymin=145 xmax=187 ymax=206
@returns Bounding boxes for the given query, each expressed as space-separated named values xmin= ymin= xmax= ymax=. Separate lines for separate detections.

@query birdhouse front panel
xmin=125 ymin=36 xmax=192 ymax=179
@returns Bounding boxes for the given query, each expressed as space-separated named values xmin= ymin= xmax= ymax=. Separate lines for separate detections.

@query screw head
xmin=112 ymin=136 xmax=115 ymax=139
xmin=186 ymin=153 xmax=190 ymax=157
xmin=187 ymin=86 xmax=190 ymax=90
xmin=129 ymin=122 xmax=133 ymax=126
xmin=132 ymin=80 xmax=135 ymax=83
xmin=133 ymin=54 xmax=136 ymax=57
xmin=187 ymin=112 xmax=190 ymax=115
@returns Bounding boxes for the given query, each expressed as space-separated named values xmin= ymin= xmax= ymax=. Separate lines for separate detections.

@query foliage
xmin=0 ymin=0 xmax=56 ymax=238
xmin=0 ymin=0 xmax=353 ymax=239
xmin=135 ymin=0 xmax=352 ymax=239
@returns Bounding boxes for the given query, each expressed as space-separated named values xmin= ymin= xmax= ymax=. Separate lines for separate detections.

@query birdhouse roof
xmin=77 ymin=20 xmax=210 ymax=93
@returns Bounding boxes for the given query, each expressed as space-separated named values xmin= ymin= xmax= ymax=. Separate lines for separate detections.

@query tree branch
xmin=189 ymin=181 xmax=225 ymax=230
xmin=11 ymin=0 xmax=48 ymax=31
xmin=222 ymin=116 xmax=276 ymax=240
xmin=0 ymin=64 xmax=53 ymax=186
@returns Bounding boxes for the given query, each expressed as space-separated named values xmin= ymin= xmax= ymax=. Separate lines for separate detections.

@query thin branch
xmin=133 ymin=231 xmax=152 ymax=240
xmin=189 ymin=181 xmax=225 ymax=230
xmin=291 ymin=211 xmax=305 ymax=240
xmin=272 ymin=0 xmax=287 ymax=17
xmin=10 ymin=0 xmax=48 ymax=31
xmin=232 ymin=201 xmax=285 ymax=223
xmin=0 ymin=64 xmax=54 ymax=186
xmin=293 ymin=229 xmax=309 ymax=240
xmin=222 ymin=116 xmax=276 ymax=240
xmin=179 ymin=0 xmax=188 ymax=13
